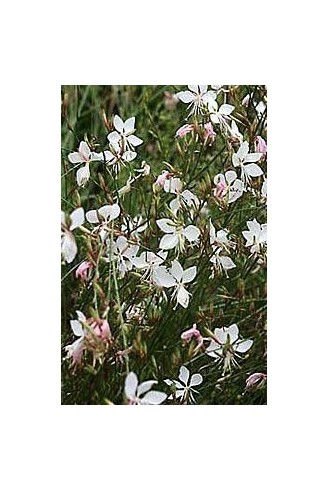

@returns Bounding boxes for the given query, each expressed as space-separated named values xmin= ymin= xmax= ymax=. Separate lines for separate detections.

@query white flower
xmin=213 ymin=170 xmax=244 ymax=203
xmin=86 ymin=203 xmax=121 ymax=241
xmin=124 ymin=372 xmax=167 ymax=405
xmin=111 ymin=236 xmax=139 ymax=278
xmin=153 ymin=260 xmax=197 ymax=308
xmin=206 ymin=324 xmax=253 ymax=374
xmin=61 ymin=207 xmax=84 ymax=263
xmin=209 ymin=101 xmax=235 ymax=129
xmin=209 ymin=220 xmax=235 ymax=252
xmin=242 ymin=219 xmax=267 ymax=254
xmin=209 ymin=221 xmax=236 ymax=276
xmin=68 ymin=141 xmax=107 ymax=187
xmin=107 ymin=115 xmax=143 ymax=162
xmin=176 ymin=85 xmax=217 ymax=116
xmin=64 ymin=310 xmax=86 ymax=364
xmin=169 ymin=189 xmax=200 ymax=216
xmin=156 ymin=218 xmax=200 ymax=251
xmin=232 ymin=141 xmax=263 ymax=185
xmin=132 ymin=250 xmax=168 ymax=282
xmin=164 ymin=366 xmax=203 ymax=404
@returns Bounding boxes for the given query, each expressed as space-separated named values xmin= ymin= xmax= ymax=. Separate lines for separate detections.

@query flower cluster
xmin=61 ymin=85 xmax=267 ymax=405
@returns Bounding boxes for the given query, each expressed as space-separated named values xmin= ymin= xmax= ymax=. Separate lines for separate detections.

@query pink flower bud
xmin=75 ymin=261 xmax=93 ymax=281
xmin=255 ymin=136 xmax=267 ymax=155
xmin=204 ymin=122 xmax=216 ymax=143
xmin=181 ymin=324 xmax=203 ymax=348
xmin=214 ymin=181 xmax=227 ymax=199
xmin=155 ymin=170 xmax=171 ymax=187
xmin=175 ymin=124 xmax=194 ymax=138
xmin=90 ymin=319 xmax=111 ymax=340
xmin=245 ymin=372 xmax=267 ymax=389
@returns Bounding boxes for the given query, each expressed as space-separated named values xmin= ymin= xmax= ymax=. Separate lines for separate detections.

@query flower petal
xmin=70 ymin=320 xmax=83 ymax=337
xmin=183 ymin=225 xmax=200 ymax=243
xmin=177 ymin=286 xmax=190 ymax=308
xmin=124 ymin=117 xmax=135 ymax=134
xmin=68 ymin=152 xmax=82 ymax=164
xmin=141 ymin=390 xmax=167 ymax=405
xmin=244 ymin=152 xmax=262 ymax=163
xmin=124 ymin=372 xmax=138 ymax=399
xmin=159 ymin=233 xmax=179 ymax=250
xmin=182 ymin=266 xmax=197 ymax=283
xmin=127 ymin=135 xmax=143 ymax=147
xmin=179 ymin=366 xmax=190 ymax=385
xmin=156 ymin=218 xmax=176 ymax=234
xmin=70 ymin=207 xmax=84 ymax=230
xmin=244 ymin=163 xmax=263 ymax=177
xmin=153 ymin=266 xmax=176 ymax=288
xmin=113 ymin=115 xmax=124 ymax=133
xmin=219 ymin=256 xmax=236 ymax=270
xmin=219 ymin=104 xmax=234 ymax=115
xmin=86 ymin=210 xmax=99 ymax=224
xmin=234 ymin=339 xmax=254 ymax=353
xmin=170 ymin=260 xmax=183 ymax=281
xmin=76 ymin=164 xmax=90 ymax=187
xmin=137 ymin=380 xmax=157 ymax=396
xmin=190 ymin=373 xmax=203 ymax=387
xmin=226 ymin=324 xmax=239 ymax=344
xmin=61 ymin=232 xmax=77 ymax=263
xmin=177 ymin=91 xmax=195 ymax=103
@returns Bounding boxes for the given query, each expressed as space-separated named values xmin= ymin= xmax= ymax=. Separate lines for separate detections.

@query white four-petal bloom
xmin=164 ymin=366 xmax=203 ymax=404
xmin=68 ymin=141 xmax=108 ymax=187
xmin=156 ymin=218 xmax=200 ymax=250
xmin=209 ymin=221 xmax=236 ymax=276
xmin=232 ymin=141 xmax=263 ymax=185
xmin=242 ymin=218 xmax=267 ymax=254
xmin=176 ymin=85 xmax=217 ymax=116
xmin=111 ymin=236 xmax=139 ymax=278
xmin=61 ymin=207 xmax=85 ymax=263
xmin=107 ymin=115 xmax=143 ymax=163
xmin=213 ymin=170 xmax=244 ymax=203
xmin=153 ymin=260 xmax=197 ymax=308
xmin=124 ymin=372 xmax=167 ymax=405
xmin=206 ymin=323 xmax=253 ymax=374
xmin=86 ymin=203 xmax=121 ymax=241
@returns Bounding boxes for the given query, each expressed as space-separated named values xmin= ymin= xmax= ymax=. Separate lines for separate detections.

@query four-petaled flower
xmin=86 ymin=203 xmax=121 ymax=241
xmin=176 ymin=85 xmax=216 ymax=116
xmin=107 ymin=115 xmax=143 ymax=163
xmin=153 ymin=260 xmax=197 ymax=308
xmin=206 ymin=323 xmax=253 ymax=374
xmin=156 ymin=218 xmax=200 ymax=250
xmin=232 ymin=141 xmax=263 ymax=185
xmin=213 ymin=170 xmax=244 ymax=203
xmin=164 ymin=366 xmax=203 ymax=404
xmin=68 ymin=141 xmax=106 ymax=187
xmin=124 ymin=372 xmax=167 ymax=405
xmin=61 ymin=207 xmax=84 ymax=264
xmin=242 ymin=218 xmax=267 ymax=254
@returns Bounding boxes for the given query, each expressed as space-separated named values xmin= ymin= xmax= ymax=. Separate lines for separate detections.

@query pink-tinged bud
xmin=255 ymin=136 xmax=267 ymax=155
xmin=155 ymin=170 xmax=171 ymax=188
xmin=175 ymin=124 xmax=194 ymax=138
xmin=245 ymin=372 xmax=267 ymax=389
xmin=90 ymin=319 xmax=111 ymax=340
xmin=181 ymin=323 xmax=203 ymax=345
xmin=214 ymin=181 xmax=227 ymax=199
xmin=75 ymin=261 xmax=93 ymax=280
xmin=204 ymin=122 xmax=216 ymax=143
